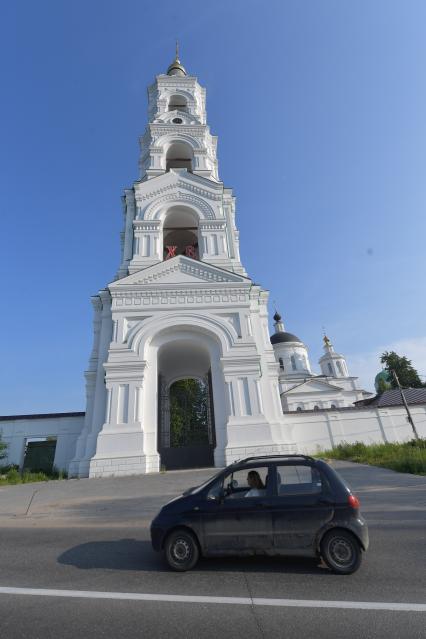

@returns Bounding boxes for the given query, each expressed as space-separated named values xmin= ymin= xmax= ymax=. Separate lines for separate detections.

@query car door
xmin=199 ymin=465 xmax=274 ymax=555
xmin=270 ymin=463 xmax=334 ymax=555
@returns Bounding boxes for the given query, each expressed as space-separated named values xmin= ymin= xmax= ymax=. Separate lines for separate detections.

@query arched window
xmin=168 ymin=94 xmax=188 ymax=112
xmin=331 ymin=404 xmax=336 ymax=409
xmin=290 ymin=355 xmax=297 ymax=371
xmin=296 ymin=406 xmax=303 ymax=412
xmin=336 ymin=361 xmax=344 ymax=376
xmin=327 ymin=362 xmax=333 ymax=375
xmin=314 ymin=405 xmax=320 ymax=411
xmin=279 ymin=357 xmax=284 ymax=371
xmin=166 ymin=141 xmax=193 ymax=172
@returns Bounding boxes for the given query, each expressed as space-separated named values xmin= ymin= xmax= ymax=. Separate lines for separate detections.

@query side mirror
xmin=207 ymin=489 xmax=225 ymax=503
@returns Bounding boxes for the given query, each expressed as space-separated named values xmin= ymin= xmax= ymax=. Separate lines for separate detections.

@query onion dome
xmin=271 ymin=331 xmax=302 ymax=345
xmin=374 ymin=370 xmax=392 ymax=393
xmin=270 ymin=309 xmax=302 ymax=345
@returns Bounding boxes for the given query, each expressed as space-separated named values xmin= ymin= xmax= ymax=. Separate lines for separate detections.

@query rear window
xmin=276 ymin=464 xmax=323 ymax=496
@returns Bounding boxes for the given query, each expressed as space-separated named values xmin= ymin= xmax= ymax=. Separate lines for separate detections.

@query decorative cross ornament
xmin=185 ymin=245 xmax=197 ymax=259
xmin=165 ymin=245 xmax=177 ymax=259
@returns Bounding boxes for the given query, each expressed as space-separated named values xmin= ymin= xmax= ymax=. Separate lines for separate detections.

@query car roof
xmin=230 ymin=454 xmax=316 ymax=467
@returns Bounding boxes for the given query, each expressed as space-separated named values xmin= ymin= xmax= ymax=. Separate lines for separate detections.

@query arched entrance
xmin=157 ymin=338 xmax=216 ymax=470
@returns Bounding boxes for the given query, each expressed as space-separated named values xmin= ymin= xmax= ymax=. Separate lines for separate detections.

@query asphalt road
xmin=0 ymin=461 xmax=425 ymax=638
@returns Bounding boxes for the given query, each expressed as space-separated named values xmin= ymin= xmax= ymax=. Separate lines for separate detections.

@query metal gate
xmin=158 ymin=373 xmax=215 ymax=470
xmin=23 ymin=439 xmax=57 ymax=474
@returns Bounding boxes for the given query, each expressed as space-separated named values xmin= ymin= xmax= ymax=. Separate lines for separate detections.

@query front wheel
xmin=164 ymin=529 xmax=200 ymax=572
xmin=320 ymin=529 xmax=362 ymax=575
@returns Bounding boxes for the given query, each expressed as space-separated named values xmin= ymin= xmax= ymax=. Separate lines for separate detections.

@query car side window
xmin=223 ymin=466 xmax=269 ymax=499
xmin=275 ymin=464 xmax=323 ymax=496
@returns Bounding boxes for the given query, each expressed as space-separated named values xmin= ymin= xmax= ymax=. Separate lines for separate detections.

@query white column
xmin=134 ymin=385 xmax=144 ymax=423
xmin=123 ymin=190 xmax=136 ymax=265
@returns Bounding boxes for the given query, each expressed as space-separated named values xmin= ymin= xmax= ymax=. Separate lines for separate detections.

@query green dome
xmin=374 ymin=370 xmax=392 ymax=393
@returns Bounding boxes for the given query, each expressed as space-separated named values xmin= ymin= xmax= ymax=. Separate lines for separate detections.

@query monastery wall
xmin=287 ymin=404 xmax=426 ymax=454
xmin=1 ymin=405 xmax=425 ymax=473
xmin=0 ymin=414 xmax=84 ymax=472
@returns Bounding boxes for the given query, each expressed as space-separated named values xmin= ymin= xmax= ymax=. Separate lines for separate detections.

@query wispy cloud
xmin=348 ymin=336 xmax=426 ymax=392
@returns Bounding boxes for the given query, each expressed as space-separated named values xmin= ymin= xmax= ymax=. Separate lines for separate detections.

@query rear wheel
xmin=320 ymin=529 xmax=362 ymax=574
xmin=164 ymin=529 xmax=200 ymax=572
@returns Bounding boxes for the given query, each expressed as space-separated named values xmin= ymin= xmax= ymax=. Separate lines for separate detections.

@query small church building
xmin=1 ymin=53 xmax=425 ymax=477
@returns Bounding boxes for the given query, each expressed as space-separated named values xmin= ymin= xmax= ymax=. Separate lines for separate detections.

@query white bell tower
xmin=117 ymin=45 xmax=244 ymax=279
xmin=319 ymin=335 xmax=350 ymax=378
xmin=69 ymin=50 xmax=293 ymax=478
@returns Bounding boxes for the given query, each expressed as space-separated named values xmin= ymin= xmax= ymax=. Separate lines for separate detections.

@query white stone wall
xmin=0 ymin=414 xmax=84 ymax=472
xmin=286 ymin=405 xmax=426 ymax=454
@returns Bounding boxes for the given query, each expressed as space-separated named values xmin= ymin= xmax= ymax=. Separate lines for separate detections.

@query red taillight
xmin=348 ymin=494 xmax=360 ymax=509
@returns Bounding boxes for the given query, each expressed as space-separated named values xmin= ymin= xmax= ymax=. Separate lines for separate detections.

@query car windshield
xmin=184 ymin=469 xmax=225 ymax=495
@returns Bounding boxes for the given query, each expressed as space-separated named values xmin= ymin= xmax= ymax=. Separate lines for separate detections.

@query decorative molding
xmin=135 ymin=179 xmax=222 ymax=205
xmin=143 ymin=192 xmax=216 ymax=220
xmin=199 ymin=221 xmax=226 ymax=231
xmin=150 ymin=125 xmax=206 ymax=136
xmin=111 ymin=286 xmax=249 ymax=308
xmin=153 ymin=131 xmax=203 ymax=150
xmin=116 ymin=259 xmax=246 ymax=286
xmin=133 ymin=221 xmax=161 ymax=231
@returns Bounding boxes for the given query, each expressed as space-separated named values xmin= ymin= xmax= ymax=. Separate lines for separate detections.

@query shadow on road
xmin=58 ymin=539 xmax=328 ymax=575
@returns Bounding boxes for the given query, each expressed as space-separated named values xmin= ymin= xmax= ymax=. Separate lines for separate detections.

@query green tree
xmin=169 ymin=378 xmax=209 ymax=447
xmin=380 ymin=351 xmax=425 ymax=389
xmin=376 ymin=375 xmax=391 ymax=394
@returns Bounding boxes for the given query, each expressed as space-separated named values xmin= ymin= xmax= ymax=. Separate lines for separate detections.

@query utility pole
xmin=391 ymin=370 xmax=420 ymax=440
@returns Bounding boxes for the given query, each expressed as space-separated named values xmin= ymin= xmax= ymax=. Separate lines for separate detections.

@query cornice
xmin=149 ymin=124 xmax=206 ymax=135
xmin=110 ymin=288 xmax=251 ymax=309
xmin=198 ymin=221 xmax=226 ymax=230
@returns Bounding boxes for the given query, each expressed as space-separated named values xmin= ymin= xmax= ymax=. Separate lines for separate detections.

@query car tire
xmin=320 ymin=529 xmax=362 ymax=575
xmin=164 ymin=529 xmax=200 ymax=572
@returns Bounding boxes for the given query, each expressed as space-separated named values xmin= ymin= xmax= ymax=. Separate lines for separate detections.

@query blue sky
xmin=1 ymin=0 xmax=425 ymax=413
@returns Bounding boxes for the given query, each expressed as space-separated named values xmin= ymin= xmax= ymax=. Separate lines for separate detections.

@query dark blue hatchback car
xmin=150 ymin=455 xmax=369 ymax=574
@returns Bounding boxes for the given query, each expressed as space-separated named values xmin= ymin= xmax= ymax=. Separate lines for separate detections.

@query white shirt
xmin=245 ymin=488 xmax=266 ymax=498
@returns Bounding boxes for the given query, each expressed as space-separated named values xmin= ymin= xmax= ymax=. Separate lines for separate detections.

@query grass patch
xmin=317 ymin=439 xmax=426 ymax=475
xmin=0 ymin=465 xmax=68 ymax=486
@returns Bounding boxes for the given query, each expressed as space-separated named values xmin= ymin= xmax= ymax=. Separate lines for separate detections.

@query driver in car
xmin=245 ymin=470 xmax=266 ymax=497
